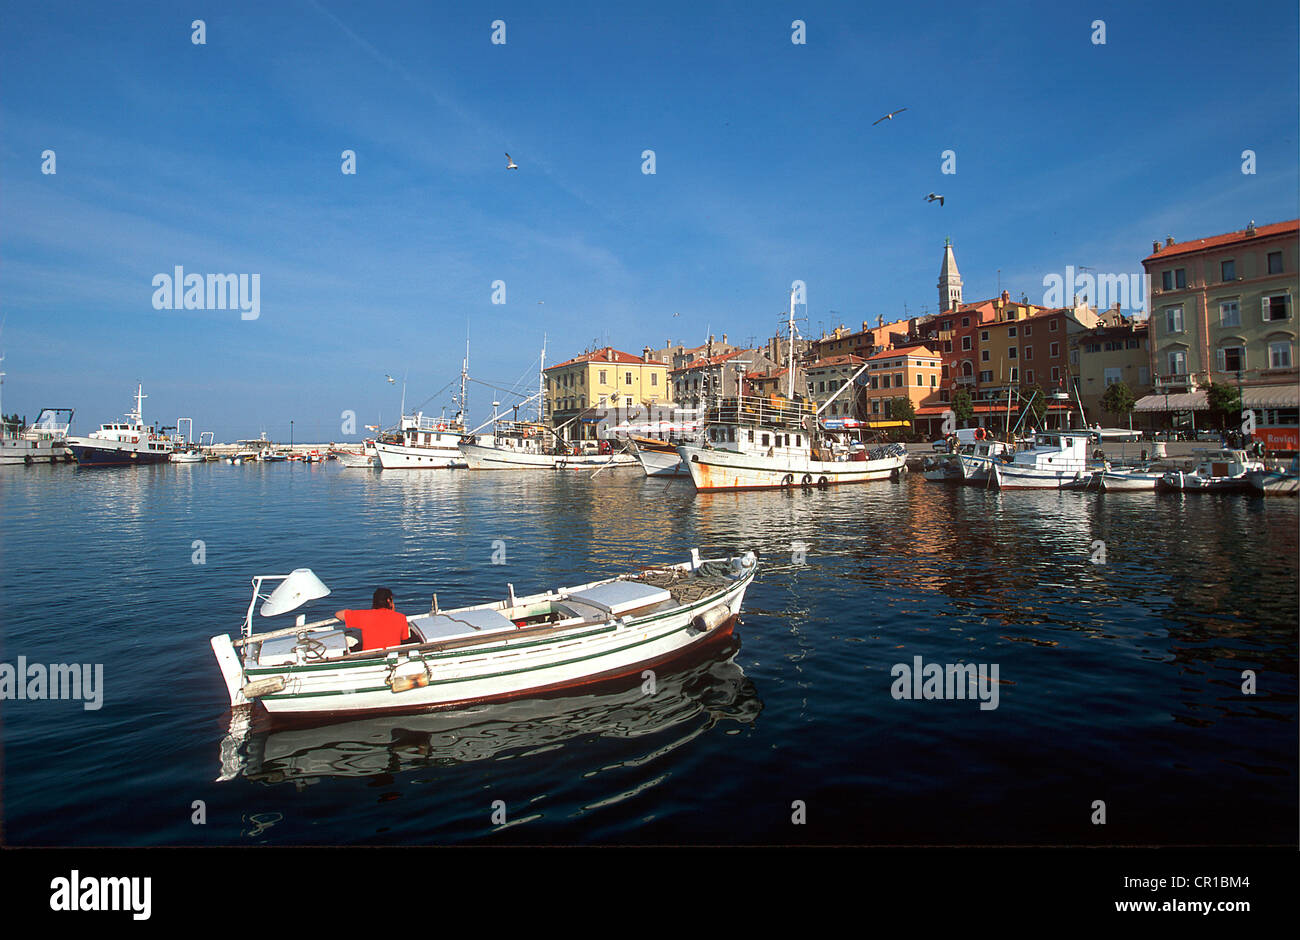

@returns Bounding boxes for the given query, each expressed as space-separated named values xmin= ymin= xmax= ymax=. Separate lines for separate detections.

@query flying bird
xmin=505 ymin=153 xmax=518 ymax=170
xmin=872 ymin=108 xmax=908 ymax=125
xmin=925 ymin=193 xmax=945 ymax=207
xmin=385 ymin=374 xmax=396 ymax=384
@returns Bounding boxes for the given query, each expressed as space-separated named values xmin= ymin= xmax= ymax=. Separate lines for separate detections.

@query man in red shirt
xmin=335 ymin=588 xmax=412 ymax=652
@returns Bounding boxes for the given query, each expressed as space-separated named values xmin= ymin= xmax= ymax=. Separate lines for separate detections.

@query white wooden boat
xmin=333 ymin=439 xmax=379 ymax=468
xmin=1247 ymin=458 xmax=1299 ymax=496
xmin=920 ymin=453 xmax=962 ymax=482
xmin=987 ymin=431 xmax=1093 ymax=489
xmin=628 ymin=436 xmax=690 ymax=476
xmin=677 ymin=395 xmax=906 ymax=491
xmin=211 ymin=550 xmax=757 ymax=718
xmin=460 ymin=421 xmax=635 ymax=470
xmin=1095 ymin=468 xmax=1164 ymax=491
xmin=1160 ymin=449 xmax=1266 ymax=492
xmin=955 ymin=438 xmax=1013 ymax=483
xmin=170 ymin=449 xmax=204 ymax=463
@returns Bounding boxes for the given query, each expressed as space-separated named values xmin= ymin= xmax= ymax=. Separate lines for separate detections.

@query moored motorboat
xmin=1247 ymin=457 xmax=1299 ymax=496
xmin=987 ymin=431 xmax=1094 ymax=489
xmin=0 ymin=408 xmax=76 ymax=465
xmin=170 ymin=449 xmax=204 ymax=463
xmin=210 ymin=550 xmax=757 ymax=718
xmin=1158 ymin=449 xmax=1265 ymax=492
xmin=333 ymin=439 xmax=379 ymax=468
xmin=1095 ymin=467 xmax=1164 ymax=491
xmin=628 ymin=435 xmax=690 ymax=476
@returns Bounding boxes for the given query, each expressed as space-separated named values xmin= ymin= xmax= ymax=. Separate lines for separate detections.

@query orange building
xmin=862 ymin=344 xmax=944 ymax=434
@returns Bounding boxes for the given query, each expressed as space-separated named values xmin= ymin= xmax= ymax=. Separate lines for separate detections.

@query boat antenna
xmin=460 ymin=337 xmax=469 ymax=425
xmin=538 ymin=334 xmax=546 ymax=424
xmin=786 ymin=288 xmax=796 ymax=399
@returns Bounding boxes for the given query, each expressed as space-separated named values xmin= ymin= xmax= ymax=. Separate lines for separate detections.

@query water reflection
xmin=218 ymin=638 xmax=760 ymax=786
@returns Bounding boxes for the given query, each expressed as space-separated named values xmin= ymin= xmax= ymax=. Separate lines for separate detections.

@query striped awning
xmin=1242 ymin=385 xmax=1299 ymax=409
xmin=1134 ymin=391 xmax=1208 ymax=412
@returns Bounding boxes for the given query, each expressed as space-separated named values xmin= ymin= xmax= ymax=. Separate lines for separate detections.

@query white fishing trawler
xmin=210 ymin=550 xmax=758 ymax=717
xmin=66 ymin=384 xmax=175 ymax=466
xmin=460 ymin=420 xmax=636 ymax=470
xmin=375 ymin=414 xmax=466 ymax=468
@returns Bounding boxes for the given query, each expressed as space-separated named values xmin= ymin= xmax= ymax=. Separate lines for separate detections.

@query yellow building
xmin=544 ymin=346 xmax=671 ymax=441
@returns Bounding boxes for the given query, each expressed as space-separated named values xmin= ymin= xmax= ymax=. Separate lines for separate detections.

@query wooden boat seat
xmin=409 ymin=608 xmax=517 ymax=643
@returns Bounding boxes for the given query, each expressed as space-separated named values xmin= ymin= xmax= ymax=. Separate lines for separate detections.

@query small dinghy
xmin=211 ymin=550 xmax=758 ymax=718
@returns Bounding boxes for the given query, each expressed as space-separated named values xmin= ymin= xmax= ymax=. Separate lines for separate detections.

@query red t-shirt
xmin=342 ymin=608 xmax=411 ymax=651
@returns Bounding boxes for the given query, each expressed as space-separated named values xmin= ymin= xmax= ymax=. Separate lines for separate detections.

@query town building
xmin=1139 ymin=219 xmax=1298 ymax=449
xmin=544 ymin=346 xmax=671 ymax=442
xmin=670 ymin=348 xmax=777 ymax=410
xmin=862 ymin=344 xmax=945 ymax=435
xmin=1068 ymin=306 xmax=1152 ymax=426
xmin=806 ymin=354 xmax=867 ymax=420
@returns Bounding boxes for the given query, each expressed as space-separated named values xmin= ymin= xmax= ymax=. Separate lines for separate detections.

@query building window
xmin=1263 ymin=294 xmax=1290 ymax=321
xmin=1009 ymin=368 xmax=1018 ymax=382
xmin=625 ymin=372 xmax=633 ymax=385
xmin=1175 ymin=268 xmax=1186 ymax=289
xmin=1165 ymin=306 xmax=1184 ymax=333
xmin=1008 ymin=347 xmax=1017 ymax=359
xmin=1051 ymin=366 xmax=1060 ymax=381
xmin=980 ymin=330 xmax=989 ymax=341
xmin=1125 ymin=338 xmax=1139 ymax=349
xmin=1162 ymin=271 xmax=1173 ymax=290
xmin=916 ymin=374 xmax=923 ymax=386
xmin=1025 ymin=370 xmax=1033 ymax=384
xmin=761 ymin=433 xmax=770 ymax=446
xmin=1217 ymin=346 xmax=1245 ymax=373
xmin=881 ymin=375 xmax=890 ymax=389
xmin=1220 ymin=300 xmax=1240 ymax=327
xmin=871 ymin=400 xmax=880 ymax=415
xmin=894 ymin=373 xmax=903 ymax=387
xmin=943 ymin=340 xmax=952 ymax=353
xmin=1167 ymin=350 xmax=1187 ymax=375
xmin=961 ymin=336 xmax=972 ymax=351
xmin=870 ymin=376 xmax=879 ymax=389
xmin=650 ymin=373 xmax=658 ymax=386
xmin=962 ymin=317 xmax=970 ymax=327
xmin=1008 ymin=326 xmax=1017 ymax=338
xmin=1268 ymin=251 xmax=1283 ymax=274
xmin=1269 ymin=341 xmax=1293 ymax=369
xmin=1104 ymin=367 xmax=1122 ymax=386
xmin=1024 ymin=324 xmax=1032 ymax=336
xmin=818 ymin=381 xmax=825 ymax=393
xmin=979 ymin=370 xmax=992 ymax=383
xmin=599 ymin=370 xmax=607 ymax=385
xmin=1051 ymin=342 xmax=1061 ymax=358
xmin=1221 ymin=259 xmax=1236 ymax=282
xmin=930 ymin=375 xmax=936 ymax=387
xmin=1024 ymin=345 xmax=1033 ymax=360
xmin=981 ymin=350 xmax=990 ymax=362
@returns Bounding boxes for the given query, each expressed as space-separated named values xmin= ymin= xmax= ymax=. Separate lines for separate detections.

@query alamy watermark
xmin=1 ymin=657 xmax=103 ymax=710
xmin=152 ymin=266 xmax=260 ymax=320
xmin=1042 ymin=266 xmax=1147 ymax=314
xmin=890 ymin=655 xmax=1000 ymax=710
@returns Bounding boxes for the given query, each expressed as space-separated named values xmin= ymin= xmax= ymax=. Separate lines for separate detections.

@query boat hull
xmin=0 ymin=440 xmax=71 ymax=464
xmin=992 ymin=463 xmax=1090 ymax=489
xmin=335 ymin=450 xmax=378 ymax=468
xmin=1247 ymin=469 xmax=1299 ymax=495
xmin=1097 ymin=470 xmax=1162 ymax=491
xmin=679 ymin=444 xmax=905 ymax=490
xmin=460 ymin=443 xmax=636 ymax=470
xmin=375 ymin=441 xmax=464 ymax=469
xmin=632 ymin=444 xmax=687 ymax=476
xmin=68 ymin=442 xmax=171 ymax=466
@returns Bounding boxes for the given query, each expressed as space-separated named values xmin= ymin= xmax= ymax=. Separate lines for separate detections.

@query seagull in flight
xmin=925 ymin=193 xmax=945 ymax=207
xmin=505 ymin=153 xmax=518 ymax=170
xmin=872 ymin=107 xmax=908 ymax=125
xmin=385 ymin=374 xmax=396 ymax=384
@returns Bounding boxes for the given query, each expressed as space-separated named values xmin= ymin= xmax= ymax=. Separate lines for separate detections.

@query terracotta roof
xmin=867 ymin=344 xmax=940 ymax=361
xmin=1142 ymin=220 xmax=1298 ymax=263
xmin=746 ymin=367 xmax=790 ymax=380
xmin=808 ymin=354 xmax=866 ymax=368
xmin=546 ymin=346 xmax=648 ymax=370
xmin=671 ymin=350 xmax=746 ymax=373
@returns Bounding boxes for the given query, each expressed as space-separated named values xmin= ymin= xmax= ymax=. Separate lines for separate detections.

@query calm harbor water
xmin=1 ymin=461 xmax=1295 ymax=845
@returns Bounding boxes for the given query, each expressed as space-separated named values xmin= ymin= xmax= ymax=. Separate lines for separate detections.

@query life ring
xmin=974 ymin=428 xmax=986 ymax=441
xmin=132 ymin=436 xmax=139 ymax=443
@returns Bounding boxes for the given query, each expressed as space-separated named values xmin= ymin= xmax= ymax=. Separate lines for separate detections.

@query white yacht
xmin=1159 ymin=449 xmax=1265 ymax=492
xmin=66 ymin=385 xmax=175 ymax=467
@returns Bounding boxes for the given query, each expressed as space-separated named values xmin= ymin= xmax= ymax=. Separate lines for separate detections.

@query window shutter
xmin=1215 ymin=348 xmax=1225 ymax=372
xmin=1262 ymin=296 xmax=1270 ymax=322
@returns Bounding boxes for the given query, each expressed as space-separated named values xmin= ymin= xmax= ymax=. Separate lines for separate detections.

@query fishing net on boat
xmin=631 ymin=564 xmax=734 ymax=605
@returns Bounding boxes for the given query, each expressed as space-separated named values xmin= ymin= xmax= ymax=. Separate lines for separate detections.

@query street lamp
xmin=290 ymin=419 xmax=294 ymax=448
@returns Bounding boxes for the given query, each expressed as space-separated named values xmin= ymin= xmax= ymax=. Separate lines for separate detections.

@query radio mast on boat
xmin=787 ymin=289 xmax=797 ymax=399
xmin=538 ymin=335 xmax=546 ymax=424
xmin=460 ymin=338 xmax=469 ymax=425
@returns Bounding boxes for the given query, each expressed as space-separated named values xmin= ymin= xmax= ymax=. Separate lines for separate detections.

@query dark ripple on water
xmin=0 ymin=463 xmax=1295 ymax=845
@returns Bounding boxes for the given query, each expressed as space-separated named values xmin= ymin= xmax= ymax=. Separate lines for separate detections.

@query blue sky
xmin=2 ymin=0 xmax=1296 ymax=440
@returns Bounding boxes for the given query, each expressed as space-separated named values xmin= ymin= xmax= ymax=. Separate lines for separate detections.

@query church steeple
xmin=938 ymin=239 xmax=962 ymax=312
